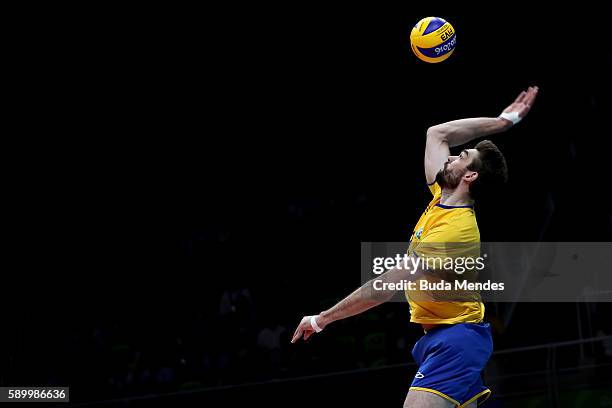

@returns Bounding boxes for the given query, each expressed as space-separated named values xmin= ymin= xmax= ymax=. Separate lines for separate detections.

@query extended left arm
xmin=291 ymin=260 xmax=421 ymax=343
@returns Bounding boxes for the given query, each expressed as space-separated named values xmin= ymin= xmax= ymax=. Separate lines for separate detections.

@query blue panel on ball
xmin=416 ymin=34 xmax=456 ymax=58
xmin=422 ymin=18 xmax=446 ymax=35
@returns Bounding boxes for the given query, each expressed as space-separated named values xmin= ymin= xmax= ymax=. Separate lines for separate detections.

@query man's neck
xmin=440 ymin=187 xmax=474 ymax=207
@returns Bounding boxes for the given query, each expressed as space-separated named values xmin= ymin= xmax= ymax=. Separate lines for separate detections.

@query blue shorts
xmin=410 ymin=322 xmax=493 ymax=407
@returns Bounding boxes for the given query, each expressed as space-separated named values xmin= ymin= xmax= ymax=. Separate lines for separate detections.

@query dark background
xmin=5 ymin=3 xmax=612 ymax=407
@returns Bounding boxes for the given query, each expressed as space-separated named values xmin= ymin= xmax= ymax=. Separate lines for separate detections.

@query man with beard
xmin=291 ymin=86 xmax=539 ymax=407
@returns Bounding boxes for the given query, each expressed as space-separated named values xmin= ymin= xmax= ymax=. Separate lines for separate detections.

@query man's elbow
xmin=426 ymin=125 xmax=449 ymax=142
xmin=364 ymin=279 xmax=395 ymax=303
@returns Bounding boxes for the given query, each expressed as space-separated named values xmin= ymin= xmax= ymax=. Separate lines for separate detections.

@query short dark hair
xmin=467 ymin=140 xmax=508 ymax=200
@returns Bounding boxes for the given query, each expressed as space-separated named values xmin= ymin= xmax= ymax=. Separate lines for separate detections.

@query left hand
xmin=290 ymin=314 xmax=327 ymax=343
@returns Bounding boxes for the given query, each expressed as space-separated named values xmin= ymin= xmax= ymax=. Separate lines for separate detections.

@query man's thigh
xmin=403 ymin=389 xmax=454 ymax=408
xmin=403 ymin=389 xmax=477 ymax=408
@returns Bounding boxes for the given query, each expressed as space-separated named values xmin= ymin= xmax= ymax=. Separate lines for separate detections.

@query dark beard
xmin=435 ymin=163 xmax=463 ymax=190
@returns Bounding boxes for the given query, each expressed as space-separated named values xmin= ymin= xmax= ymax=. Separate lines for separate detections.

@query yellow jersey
xmin=406 ymin=181 xmax=484 ymax=325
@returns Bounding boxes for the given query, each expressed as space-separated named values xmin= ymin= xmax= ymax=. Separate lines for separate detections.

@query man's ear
xmin=463 ymin=171 xmax=478 ymax=183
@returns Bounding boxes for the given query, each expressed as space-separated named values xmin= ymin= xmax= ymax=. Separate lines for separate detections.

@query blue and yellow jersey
xmin=406 ymin=181 xmax=484 ymax=325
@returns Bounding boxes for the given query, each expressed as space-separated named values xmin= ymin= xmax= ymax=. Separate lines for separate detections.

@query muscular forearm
xmin=317 ymin=280 xmax=390 ymax=327
xmin=317 ymin=265 xmax=418 ymax=328
xmin=428 ymin=117 xmax=511 ymax=147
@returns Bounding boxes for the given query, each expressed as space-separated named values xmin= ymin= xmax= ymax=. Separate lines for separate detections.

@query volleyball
xmin=410 ymin=17 xmax=456 ymax=63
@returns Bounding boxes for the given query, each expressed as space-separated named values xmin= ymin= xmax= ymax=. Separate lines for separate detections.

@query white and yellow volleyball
xmin=410 ymin=17 xmax=456 ymax=63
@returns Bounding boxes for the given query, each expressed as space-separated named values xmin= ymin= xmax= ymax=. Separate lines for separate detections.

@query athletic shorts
xmin=410 ymin=322 xmax=493 ymax=407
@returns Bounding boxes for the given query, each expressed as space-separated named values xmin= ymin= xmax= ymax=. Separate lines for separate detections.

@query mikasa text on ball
xmin=410 ymin=17 xmax=456 ymax=63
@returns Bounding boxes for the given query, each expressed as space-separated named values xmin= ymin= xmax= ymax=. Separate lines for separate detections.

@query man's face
xmin=436 ymin=148 xmax=479 ymax=189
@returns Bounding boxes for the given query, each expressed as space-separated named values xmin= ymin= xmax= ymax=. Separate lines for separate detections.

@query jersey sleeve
xmin=427 ymin=181 xmax=442 ymax=198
